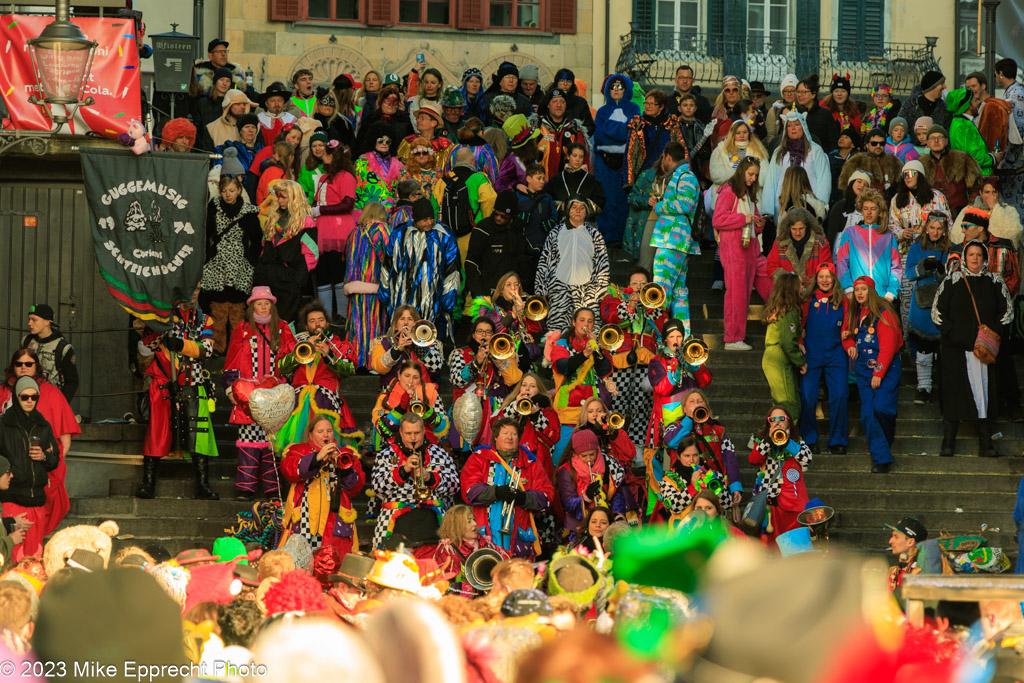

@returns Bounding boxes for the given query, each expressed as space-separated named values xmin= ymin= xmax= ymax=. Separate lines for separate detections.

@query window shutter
xmin=366 ymin=0 xmax=396 ymax=25
xmin=549 ymin=0 xmax=577 ymax=33
xmin=457 ymin=0 xmax=484 ymax=29
xmin=706 ymin=1 xmax=725 ymax=56
xmin=268 ymin=0 xmax=305 ymax=21
xmin=722 ymin=0 xmax=746 ymax=79
xmin=795 ymin=0 xmax=820 ymax=79
xmin=633 ymin=0 xmax=654 ymax=37
xmin=837 ymin=0 xmax=863 ymax=61
xmin=863 ymin=0 xmax=884 ymax=57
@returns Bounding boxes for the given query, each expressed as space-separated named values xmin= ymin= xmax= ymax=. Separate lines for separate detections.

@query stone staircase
xmin=55 ymin=246 xmax=1024 ymax=559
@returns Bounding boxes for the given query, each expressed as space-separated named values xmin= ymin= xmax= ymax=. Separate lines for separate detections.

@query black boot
xmin=939 ymin=419 xmax=958 ymax=457
xmin=978 ymin=419 xmax=999 ymax=457
xmin=193 ymin=454 xmax=220 ymax=500
xmin=135 ymin=456 xmax=159 ymax=499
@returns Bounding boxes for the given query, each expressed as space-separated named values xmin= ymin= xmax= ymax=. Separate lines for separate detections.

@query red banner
xmin=0 ymin=15 xmax=141 ymax=138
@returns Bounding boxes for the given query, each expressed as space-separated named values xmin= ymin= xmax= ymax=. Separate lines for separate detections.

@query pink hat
xmin=571 ymin=429 xmax=600 ymax=454
xmin=247 ymin=285 xmax=277 ymax=305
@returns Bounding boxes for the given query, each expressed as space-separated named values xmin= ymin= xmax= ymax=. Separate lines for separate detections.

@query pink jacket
xmin=712 ymin=183 xmax=761 ymax=234
xmin=315 ymin=170 xmax=358 ymax=253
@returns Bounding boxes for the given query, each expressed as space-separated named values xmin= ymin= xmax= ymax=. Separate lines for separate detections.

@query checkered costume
xmin=370 ymin=441 xmax=459 ymax=549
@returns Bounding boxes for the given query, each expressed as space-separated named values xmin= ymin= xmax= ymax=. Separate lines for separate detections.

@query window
xmin=397 ymin=0 xmax=452 ymax=24
xmin=747 ymin=0 xmax=788 ymax=53
xmin=308 ymin=0 xmax=360 ymax=20
xmin=837 ymin=0 xmax=885 ymax=61
xmin=490 ymin=0 xmax=542 ymax=28
xmin=655 ymin=0 xmax=700 ymax=50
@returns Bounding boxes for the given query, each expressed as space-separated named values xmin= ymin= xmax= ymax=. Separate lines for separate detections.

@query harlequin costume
xmin=461 ymin=444 xmax=553 ymax=560
xmin=600 ymin=284 xmax=667 ymax=446
xmin=646 ymin=319 xmax=712 ymax=449
xmin=842 ymin=276 xmax=903 ymax=467
xmin=370 ymin=440 xmax=459 ymax=549
xmin=368 ymin=336 xmax=445 ymax=387
xmin=748 ymin=435 xmax=813 ymax=541
xmin=448 ymin=345 xmax=523 ymax=449
xmin=550 ymin=332 xmax=613 ymax=463
xmin=467 ymin=296 xmax=543 ymax=364
xmin=137 ymin=306 xmax=220 ymax=500
xmin=798 ymin=264 xmax=850 ymax=451
xmin=556 ymin=430 xmax=628 ymax=540
xmin=372 ymin=379 xmax=449 ymax=449
xmin=278 ymin=431 xmax=365 ymax=557
xmin=222 ymin=299 xmax=297 ymax=497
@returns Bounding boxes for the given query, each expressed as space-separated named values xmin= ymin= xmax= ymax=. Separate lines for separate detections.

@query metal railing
xmin=616 ymin=28 xmax=940 ymax=95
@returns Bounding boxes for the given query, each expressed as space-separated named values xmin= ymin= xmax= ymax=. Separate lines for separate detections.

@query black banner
xmin=81 ymin=148 xmax=209 ymax=331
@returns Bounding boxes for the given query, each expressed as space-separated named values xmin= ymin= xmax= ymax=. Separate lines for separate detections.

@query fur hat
xmin=489 ymin=94 xmax=516 ymax=118
xmin=43 ymin=520 xmax=118 ymax=579
xmin=235 ymin=113 xmax=259 ymax=131
xmin=441 ymin=86 xmax=466 ymax=108
xmin=961 ymin=206 xmax=991 ymax=230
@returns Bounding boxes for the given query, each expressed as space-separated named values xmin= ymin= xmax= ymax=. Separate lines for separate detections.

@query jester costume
xmin=344 ymin=219 xmax=391 ymax=368
xmin=370 ymin=440 xmax=459 ymax=549
xmin=467 ymin=296 xmax=543 ymax=365
xmin=278 ymin=433 xmax=365 ymax=556
xmin=550 ymin=332 xmax=613 ymax=462
xmin=137 ymin=306 xmax=220 ymax=500
xmin=646 ymin=348 xmax=712 ymax=448
xmin=372 ymin=379 xmax=449 ymax=449
xmin=556 ymin=441 xmax=628 ymax=540
xmin=448 ymin=346 xmax=523 ymax=448
xmin=748 ymin=435 xmax=813 ymax=541
xmin=368 ymin=336 xmax=445 ymax=387
xmin=648 ymin=415 xmax=739 ymax=521
xmin=461 ymin=444 xmax=553 ymax=560
xmin=355 ymin=151 xmax=405 ymax=211
xmin=222 ymin=318 xmax=297 ymax=497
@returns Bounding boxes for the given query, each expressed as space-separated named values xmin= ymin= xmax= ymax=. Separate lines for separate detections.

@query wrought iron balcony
xmin=616 ymin=28 xmax=940 ymax=95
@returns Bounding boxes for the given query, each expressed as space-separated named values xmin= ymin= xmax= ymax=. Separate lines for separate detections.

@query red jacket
xmin=841 ymin=307 xmax=903 ymax=378
xmin=223 ymin=320 xmax=296 ymax=425
xmin=766 ymin=234 xmax=834 ymax=292
xmin=599 ymin=288 xmax=667 ymax=361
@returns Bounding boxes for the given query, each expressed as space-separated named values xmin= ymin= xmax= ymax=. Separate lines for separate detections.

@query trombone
xmin=294 ymin=328 xmax=344 ymax=366
xmin=411 ymin=321 xmax=437 ymax=347
xmin=680 ymin=336 xmax=709 ymax=365
xmin=488 ymin=332 xmax=516 ymax=360
xmin=500 ymin=467 xmax=522 ymax=534
xmin=638 ymin=283 xmax=667 ymax=309
xmin=524 ymin=296 xmax=548 ymax=321
xmin=597 ymin=325 xmax=625 ymax=352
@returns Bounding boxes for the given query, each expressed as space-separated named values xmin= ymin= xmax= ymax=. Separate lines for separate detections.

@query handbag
xmin=962 ymin=274 xmax=1001 ymax=364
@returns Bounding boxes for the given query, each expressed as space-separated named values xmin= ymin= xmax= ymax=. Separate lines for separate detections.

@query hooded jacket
xmin=594 ymin=74 xmax=641 ymax=154
xmin=206 ymin=89 xmax=257 ymax=148
xmin=897 ymin=84 xmax=951 ymax=134
xmin=538 ymin=69 xmax=595 ymax=137
xmin=464 ymin=212 xmax=534 ymax=296
xmin=759 ymin=112 xmax=832 ymax=219
xmin=0 ymin=407 xmax=60 ymax=507
xmin=947 ymin=88 xmax=996 ymax=174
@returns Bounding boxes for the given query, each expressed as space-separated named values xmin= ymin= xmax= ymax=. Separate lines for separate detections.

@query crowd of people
xmin=2 ymin=42 xmax=1024 ymax=681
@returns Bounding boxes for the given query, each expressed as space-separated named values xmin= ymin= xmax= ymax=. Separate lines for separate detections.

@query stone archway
xmin=289 ymin=45 xmax=374 ymax=87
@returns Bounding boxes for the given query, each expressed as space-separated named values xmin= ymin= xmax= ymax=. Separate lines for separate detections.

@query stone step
xmin=804 ymin=471 xmax=1021 ymax=492
xmin=828 ymin=508 xmax=1013 ymax=533
xmin=817 ymin=489 xmax=1016 ymax=512
xmin=805 ymin=452 xmax=1024 ymax=475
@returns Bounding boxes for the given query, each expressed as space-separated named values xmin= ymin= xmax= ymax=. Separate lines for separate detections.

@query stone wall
xmin=221 ymin=0 xmax=598 ymax=93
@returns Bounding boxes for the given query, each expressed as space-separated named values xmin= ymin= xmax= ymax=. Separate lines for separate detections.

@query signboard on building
xmin=152 ymin=31 xmax=198 ymax=93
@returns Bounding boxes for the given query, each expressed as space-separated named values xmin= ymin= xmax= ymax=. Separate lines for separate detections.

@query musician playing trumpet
xmin=371 ymin=412 xmax=459 ymax=550
xmin=556 ymin=428 xmax=628 ymax=543
xmin=748 ymin=405 xmax=812 ymax=542
xmin=647 ymin=318 xmax=712 ymax=453
xmin=600 ymin=266 xmax=668 ymax=449
xmin=648 ymin=434 xmax=732 ymax=524
xmin=279 ymin=414 xmax=365 ymax=557
xmin=461 ymin=418 xmax=554 ymax=560
xmin=368 ymin=305 xmax=445 ymax=387
xmin=448 ymin=318 xmax=524 ymax=449
xmin=373 ymin=361 xmax=448 ymax=449
xmin=467 ymin=272 xmax=545 ymax=367
xmin=572 ymin=397 xmax=641 ymax=516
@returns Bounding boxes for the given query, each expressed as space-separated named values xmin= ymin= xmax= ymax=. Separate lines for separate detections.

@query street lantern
xmin=26 ymin=0 xmax=98 ymax=127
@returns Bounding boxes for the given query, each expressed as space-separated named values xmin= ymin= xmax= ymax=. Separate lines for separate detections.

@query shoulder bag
xmin=962 ymin=274 xmax=1000 ymax=364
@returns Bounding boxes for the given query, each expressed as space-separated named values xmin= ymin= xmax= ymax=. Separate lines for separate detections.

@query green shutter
xmin=707 ymin=1 xmax=725 ymax=56
xmin=795 ymin=0 xmax=820 ymax=78
xmin=634 ymin=0 xmax=655 ymax=50
xmin=864 ymin=0 xmax=884 ymax=57
xmin=837 ymin=0 xmax=862 ymax=61
xmin=722 ymin=0 xmax=746 ymax=78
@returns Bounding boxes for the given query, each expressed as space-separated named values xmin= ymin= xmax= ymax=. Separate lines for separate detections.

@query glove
xmin=162 ymin=334 xmax=185 ymax=353
xmin=585 ymin=480 xmax=603 ymax=499
xmin=377 ymin=420 xmax=394 ymax=438
xmin=513 ymin=490 xmax=530 ymax=506
xmin=922 ymin=258 xmax=938 ymax=271
xmin=935 ymin=260 xmax=946 ymax=275
xmin=494 ymin=485 xmax=516 ymax=502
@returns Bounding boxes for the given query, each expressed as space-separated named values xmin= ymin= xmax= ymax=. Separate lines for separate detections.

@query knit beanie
xmin=412 ymin=197 xmax=435 ymax=223
xmin=920 ymin=70 xmax=945 ymax=93
xmin=496 ymin=61 xmax=519 ymax=80
xmin=220 ymin=147 xmax=246 ymax=177
xmin=926 ymin=123 xmax=948 ymax=139
xmin=14 ymin=376 xmax=39 ymax=397
xmin=520 ymin=64 xmax=540 ymax=82
xmin=889 ymin=117 xmax=909 ymax=133
xmin=571 ymin=429 xmax=600 ymax=454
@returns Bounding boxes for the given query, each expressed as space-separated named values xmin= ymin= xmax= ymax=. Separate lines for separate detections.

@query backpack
xmin=440 ymin=171 xmax=476 ymax=238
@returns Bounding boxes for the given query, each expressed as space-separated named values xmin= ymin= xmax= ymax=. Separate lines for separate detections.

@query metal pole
xmin=55 ymin=0 xmax=70 ymax=23
xmin=193 ymin=0 xmax=205 ymax=62
xmin=983 ymin=0 xmax=1000 ymax=81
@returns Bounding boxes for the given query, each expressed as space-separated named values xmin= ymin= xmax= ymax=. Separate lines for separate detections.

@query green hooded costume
xmin=947 ymin=88 xmax=995 ymax=174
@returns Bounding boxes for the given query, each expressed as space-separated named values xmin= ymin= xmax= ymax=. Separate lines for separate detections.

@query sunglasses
xmin=14 ymin=361 xmax=36 ymax=368
xmin=723 ymin=87 xmax=739 ymax=93
xmin=610 ymin=83 xmax=624 ymax=90
xmin=866 ymin=141 xmax=884 ymax=147
xmin=376 ymin=137 xmax=392 ymax=145
xmin=19 ymin=393 xmax=38 ymax=402
xmin=768 ymin=416 xmax=786 ymax=423
xmin=903 ymin=170 xmax=918 ymax=177
xmin=413 ymin=150 xmax=432 ymax=156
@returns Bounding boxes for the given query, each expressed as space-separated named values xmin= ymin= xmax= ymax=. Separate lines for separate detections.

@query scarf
xmin=221 ymin=196 xmax=243 ymax=219
xmin=253 ymin=313 xmax=272 ymax=324
xmin=792 ymin=230 xmax=810 ymax=259
xmin=571 ymin=451 xmax=606 ymax=497
xmin=372 ymin=151 xmax=393 ymax=175
xmin=785 ymin=135 xmax=806 ymax=167
xmin=553 ymin=224 xmax=595 ymax=285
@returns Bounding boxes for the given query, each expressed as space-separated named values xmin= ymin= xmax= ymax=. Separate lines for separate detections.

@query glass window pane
xmin=399 ymin=0 xmax=420 ymax=22
xmin=748 ymin=4 xmax=764 ymax=31
xmin=657 ymin=1 xmax=674 ymax=24
xmin=769 ymin=6 xmax=786 ymax=31
xmin=336 ymin=0 xmax=359 ymax=19
xmin=517 ymin=3 xmax=540 ymax=28
xmin=308 ymin=0 xmax=329 ymax=17
xmin=426 ymin=0 xmax=449 ymax=23
xmin=680 ymin=2 xmax=697 ymax=27
xmin=490 ymin=2 xmax=511 ymax=26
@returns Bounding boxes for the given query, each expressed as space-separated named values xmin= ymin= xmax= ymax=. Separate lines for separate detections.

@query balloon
xmin=248 ymin=385 xmax=296 ymax=435
xmin=452 ymin=390 xmax=483 ymax=445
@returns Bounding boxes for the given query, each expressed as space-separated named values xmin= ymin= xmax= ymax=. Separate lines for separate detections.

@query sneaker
xmin=724 ymin=341 xmax=753 ymax=351
xmin=914 ymin=389 xmax=931 ymax=405
xmin=711 ymin=280 xmax=725 ymax=291
xmin=870 ymin=462 xmax=892 ymax=474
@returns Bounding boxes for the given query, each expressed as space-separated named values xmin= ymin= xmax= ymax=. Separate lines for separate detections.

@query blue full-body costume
xmin=593 ymin=74 xmax=640 ymax=243
xmin=844 ymin=302 xmax=902 ymax=466
xmin=799 ymin=287 xmax=850 ymax=450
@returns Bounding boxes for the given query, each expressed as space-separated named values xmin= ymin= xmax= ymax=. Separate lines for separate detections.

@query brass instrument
xmin=638 ymin=282 xmax=667 ymax=309
xmin=797 ymin=505 xmax=835 ymax=543
xmin=515 ymin=397 xmax=534 ymax=415
xmin=464 ymin=548 xmax=504 ymax=591
xmin=524 ymin=296 xmax=549 ymax=321
xmin=488 ymin=332 xmax=516 ymax=360
xmin=606 ymin=412 xmax=626 ymax=430
xmin=412 ymin=449 xmax=430 ymax=501
xmin=294 ymin=339 xmax=318 ymax=365
xmin=409 ymin=399 xmax=427 ymax=416
xmin=597 ymin=325 xmax=625 ymax=352
xmin=692 ymin=406 xmax=710 ymax=424
xmin=680 ymin=336 xmax=710 ymax=365
xmin=500 ymin=467 xmax=522 ymax=535
xmin=411 ymin=321 xmax=437 ymax=347
xmin=770 ymin=427 xmax=789 ymax=446
xmin=294 ymin=328 xmax=343 ymax=366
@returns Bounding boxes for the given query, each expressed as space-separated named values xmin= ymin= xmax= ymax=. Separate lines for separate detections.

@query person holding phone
xmin=0 ymin=376 xmax=59 ymax=562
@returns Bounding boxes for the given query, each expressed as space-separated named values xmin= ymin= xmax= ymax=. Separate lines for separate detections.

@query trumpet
xmin=680 ymin=336 xmax=709 ymax=365
xmin=409 ymin=399 xmax=427 ymax=416
xmin=638 ymin=282 xmax=667 ymax=309
xmin=500 ymin=467 xmax=522 ymax=535
xmin=489 ymin=333 xmax=516 ymax=360
xmin=524 ymin=296 xmax=548 ymax=321
xmin=606 ymin=412 xmax=626 ymax=430
xmin=598 ymin=325 xmax=625 ymax=352
xmin=770 ymin=427 xmax=789 ymax=446
xmin=412 ymin=449 xmax=430 ymax=501
xmin=411 ymin=321 xmax=437 ymax=347
xmin=515 ymin=397 xmax=534 ymax=415
xmin=294 ymin=339 xmax=318 ymax=365
xmin=692 ymin=406 xmax=710 ymax=424
xmin=324 ymin=444 xmax=356 ymax=469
